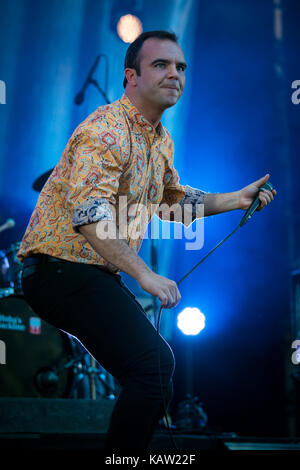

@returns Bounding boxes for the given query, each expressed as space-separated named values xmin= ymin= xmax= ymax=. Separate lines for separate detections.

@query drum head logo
xmin=29 ymin=317 xmax=41 ymax=335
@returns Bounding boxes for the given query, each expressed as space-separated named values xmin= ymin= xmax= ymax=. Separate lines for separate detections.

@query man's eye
xmin=177 ymin=65 xmax=185 ymax=72
xmin=155 ymin=63 xmax=165 ymax=68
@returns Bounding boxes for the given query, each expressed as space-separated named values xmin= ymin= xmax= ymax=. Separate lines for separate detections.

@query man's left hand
xmin=238 ymin=174 xmax=277 ymax=211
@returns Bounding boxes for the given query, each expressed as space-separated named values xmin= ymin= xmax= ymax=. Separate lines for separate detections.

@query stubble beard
xmin=153 ymin=88 xmax=180 ymax=111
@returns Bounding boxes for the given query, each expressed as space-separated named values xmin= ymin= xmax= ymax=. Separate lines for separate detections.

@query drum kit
xmin=0 ymin=169 xmax=119 ymax=400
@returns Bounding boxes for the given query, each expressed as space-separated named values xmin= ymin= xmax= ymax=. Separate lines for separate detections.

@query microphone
xmin=0 ymin=218 xmax=15 ymax=233
xmin=74 ymin=55 xmax=101 ymax=105
xmin=240 ymin=181 xmax=273 ymax=227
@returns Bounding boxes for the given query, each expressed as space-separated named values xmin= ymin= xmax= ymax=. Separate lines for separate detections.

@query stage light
xmin=177 ymin=307 xmax=205 ymax=336
xmin=117 ymin=14 xmax=143 ymax=43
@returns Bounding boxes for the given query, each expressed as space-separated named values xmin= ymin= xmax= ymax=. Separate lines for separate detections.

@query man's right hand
xmin=137 ymin=271 xmax=181 ymax=309
xmin=79 ymin=223 xmax=181 ymax=308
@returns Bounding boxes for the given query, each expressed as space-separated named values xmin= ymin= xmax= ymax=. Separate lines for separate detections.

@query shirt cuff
xmin=179 ymin=185 xmax=207 ymax=222
xmin=72 ymin=197 xmax=114 ymax=233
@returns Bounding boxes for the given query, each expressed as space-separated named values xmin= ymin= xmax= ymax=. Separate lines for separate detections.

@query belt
xmin=23 ymin=254 xmax=68 ymax=268
xmin=22 ymin=253 xmax=117 ymax=275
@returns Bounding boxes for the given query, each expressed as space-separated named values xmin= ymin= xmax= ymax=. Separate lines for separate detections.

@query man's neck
xmin=124 ymin=91 xmax=163 ymax=129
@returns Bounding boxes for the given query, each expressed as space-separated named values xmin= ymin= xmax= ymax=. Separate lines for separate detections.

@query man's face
xmin=131 ymin=38 xmax=186 ymax=110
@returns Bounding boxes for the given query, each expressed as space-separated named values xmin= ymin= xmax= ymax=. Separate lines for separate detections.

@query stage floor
xmin=0 ymin=431 xmax=300 ymax=454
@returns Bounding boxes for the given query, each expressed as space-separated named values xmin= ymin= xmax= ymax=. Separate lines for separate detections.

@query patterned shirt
xmin=17 ymin=94 xmax=206 ymax=272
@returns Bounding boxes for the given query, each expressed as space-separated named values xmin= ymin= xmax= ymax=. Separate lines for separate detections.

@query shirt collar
xmin=120 ymin=93 xmax=165 ymax=138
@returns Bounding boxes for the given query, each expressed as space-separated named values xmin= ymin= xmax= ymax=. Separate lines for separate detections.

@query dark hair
xmin=123 ymin=30 xmax=178 ymax=88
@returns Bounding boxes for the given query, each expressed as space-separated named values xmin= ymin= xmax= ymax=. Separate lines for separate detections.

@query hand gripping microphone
xmin=239 ymin=181 xmax=273 ymax=227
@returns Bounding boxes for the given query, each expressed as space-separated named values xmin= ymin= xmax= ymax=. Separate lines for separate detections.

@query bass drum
xmin=0 ymin=296 xmax=119 ymax=399
xmin=0 ymin=296 xmax=80 ymax=398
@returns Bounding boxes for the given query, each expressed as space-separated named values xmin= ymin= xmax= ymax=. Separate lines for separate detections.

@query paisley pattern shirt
xmin=17 ymin=94 xmax=206 ymax=272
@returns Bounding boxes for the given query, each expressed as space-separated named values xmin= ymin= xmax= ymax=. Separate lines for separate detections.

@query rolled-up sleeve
xmin=160 ymin=164 xmax=187 ymax=207
xmin=178 ymin=185 xmax=207 ymax=224
xmin=66 ymin=126 xmax=123 ymax=233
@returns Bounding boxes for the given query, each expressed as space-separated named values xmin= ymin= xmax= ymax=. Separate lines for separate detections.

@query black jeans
xmin=21 ymin=256 xmax=175 ymax=451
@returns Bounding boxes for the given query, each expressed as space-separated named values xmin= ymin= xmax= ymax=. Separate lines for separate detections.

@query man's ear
xmin=124 ymin=68 xmax=138 ymax=87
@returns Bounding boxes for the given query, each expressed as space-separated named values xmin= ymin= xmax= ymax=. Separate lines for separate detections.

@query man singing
xmin=18 ymin=30 xmax=276 ymax=451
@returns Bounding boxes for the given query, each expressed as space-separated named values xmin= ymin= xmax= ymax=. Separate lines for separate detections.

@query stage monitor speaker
xmin=0 ymin=397 xmax=114 ymax=434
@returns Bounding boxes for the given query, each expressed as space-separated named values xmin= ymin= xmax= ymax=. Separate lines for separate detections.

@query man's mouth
xmin=162 ymin=86 xmax=179 ymax=90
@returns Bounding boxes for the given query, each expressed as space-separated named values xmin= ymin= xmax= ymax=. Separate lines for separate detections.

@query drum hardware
xmin=66 ymin=350 xmax=117 ymax=400
xmin=34 ymin=350 xmax=87 ymax=397
xmin=67 ymin=334 xmax=117 ymax=400
xmin=0 ymin=242 xmax=23 ymax=297
xmin=34 ymin=335 xmax=118 ymax=400
xmin=32 ymin=340 xmax=117 ymax=400
xmin=88 ymin=362 xmax=117 ymax=400
xmin=34 ymin=349 xmax=110 ymax=400
xmin=89 ymin=357 xmax=97 ymax=400
xmin=35 ymin=368 xmax=60 ymax=395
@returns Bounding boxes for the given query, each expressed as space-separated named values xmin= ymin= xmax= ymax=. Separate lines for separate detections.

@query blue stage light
xmin=177 ymin=307 xmax=205 ymax=336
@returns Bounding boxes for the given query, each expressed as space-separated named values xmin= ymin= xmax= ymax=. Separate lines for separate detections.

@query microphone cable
xmin=155 ymin=181 xmax=274 ymax=451
xmin=155 ymin=224 xmax=240 ymax=451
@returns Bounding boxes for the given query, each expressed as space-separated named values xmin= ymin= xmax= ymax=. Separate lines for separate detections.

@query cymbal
xmin=32 ymin=168 xmax=53 ymax=192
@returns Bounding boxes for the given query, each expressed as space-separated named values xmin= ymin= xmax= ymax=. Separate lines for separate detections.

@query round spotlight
xmin=117 ymin=14 xmax=143 ymax=43
xmin=177 ymin=307 xmax=205 ymax=336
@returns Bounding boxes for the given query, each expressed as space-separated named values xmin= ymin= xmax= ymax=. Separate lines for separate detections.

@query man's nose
xmin=166 ymin=64 xmax=179 ymax=79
